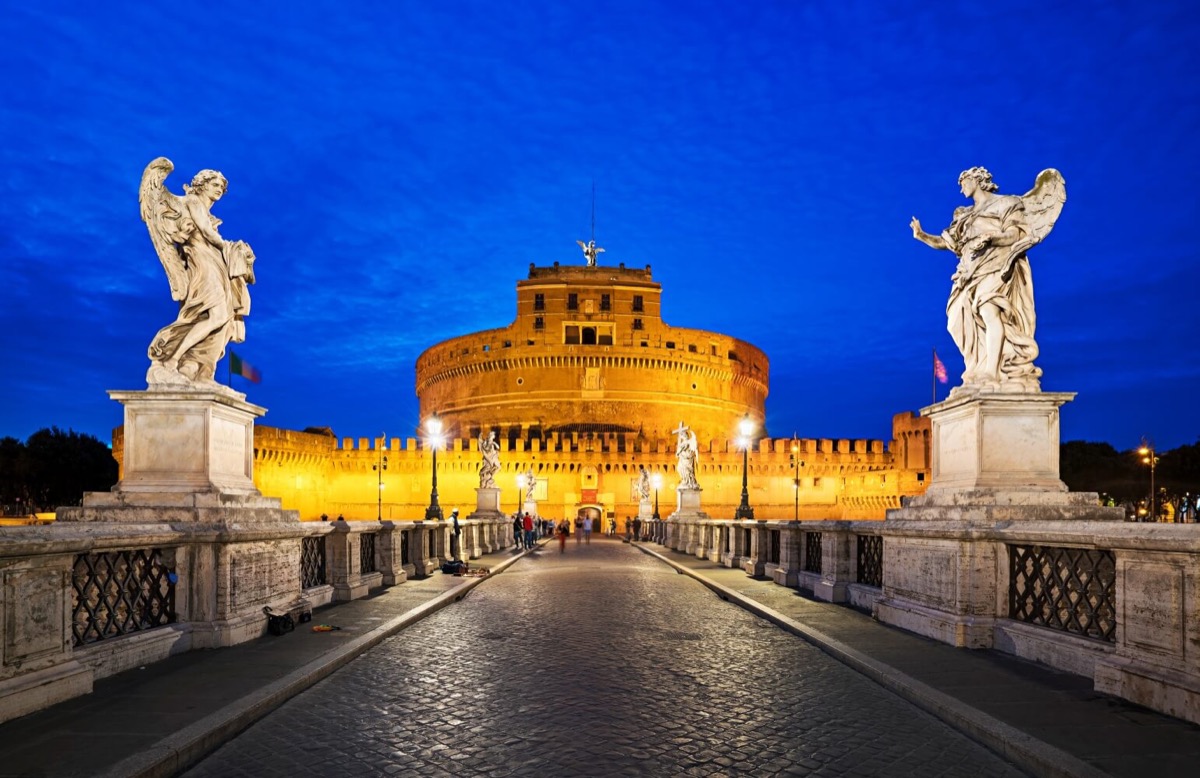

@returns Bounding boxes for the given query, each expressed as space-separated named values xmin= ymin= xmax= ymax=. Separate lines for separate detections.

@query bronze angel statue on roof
xmin=576 ymin=239 xmax=604 ymax=267
xmin=910 ymin=167 xmax=1066 ymax=394
xmin=139 ymin=157 xmax=256 ymax=387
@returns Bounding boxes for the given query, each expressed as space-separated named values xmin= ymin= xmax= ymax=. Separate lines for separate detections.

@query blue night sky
xmin=2 ymin=1 xmax=1198 ymax=450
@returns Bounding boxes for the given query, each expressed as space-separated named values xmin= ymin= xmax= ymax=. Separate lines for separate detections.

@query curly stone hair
xmin=958 ymin=166 xmax=998 ymax=192
xmin=186 ymin=169 xmax=228 ymax=194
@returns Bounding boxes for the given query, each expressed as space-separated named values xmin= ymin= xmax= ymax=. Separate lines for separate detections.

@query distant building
xmin=114 ymin=256 xmax=931 ymax=522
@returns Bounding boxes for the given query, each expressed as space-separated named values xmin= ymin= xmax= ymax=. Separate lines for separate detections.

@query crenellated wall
xmin=241 ymin=412 xmax=931 ymax=522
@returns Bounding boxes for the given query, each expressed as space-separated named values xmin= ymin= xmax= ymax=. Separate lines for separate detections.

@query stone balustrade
xmin=0 ymin=517 xmax=509 ymax=724
xmin=649 ymin=516 xmax=1200 ymax=727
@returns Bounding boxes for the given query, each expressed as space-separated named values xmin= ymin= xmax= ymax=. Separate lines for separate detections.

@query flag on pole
xmin=933 ymin=350 xmax=948 ymax=384
xmin=229 ymin=351 xmax=262 ymax=384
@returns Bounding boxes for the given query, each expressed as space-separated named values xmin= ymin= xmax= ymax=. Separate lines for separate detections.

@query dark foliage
xmin=0 ymin=427 xmax=117 ymax=514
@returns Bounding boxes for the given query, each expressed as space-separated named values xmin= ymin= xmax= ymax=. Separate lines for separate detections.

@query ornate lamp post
xmin=652 ymin=472 xmax=662 ymax=520
xmin=373 ymin=432 xmax=388 ymax=521
xmin=1138 ymin=441 xmax=1159 ymax=522
xmin=424 ymin=413 xmax=444 ymax=520
xmin=791 ymin=435 xmax=802 ymax=522
xmin=735 ymin=414 xmax=756 ymax=520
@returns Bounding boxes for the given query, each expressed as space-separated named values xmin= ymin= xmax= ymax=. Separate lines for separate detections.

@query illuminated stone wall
xmin=244 ymin=412 xmax=930 ymax=523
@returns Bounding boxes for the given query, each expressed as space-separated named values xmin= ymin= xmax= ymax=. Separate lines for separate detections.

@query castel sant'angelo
xmin=153 ymin=245 xmax=931 ymax=523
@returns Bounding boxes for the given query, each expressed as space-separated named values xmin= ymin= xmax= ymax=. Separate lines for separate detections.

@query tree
xmin=1059 ymin=440 xmax=1141 ymax=501
xmin=18 ymin=428 xmax=117 ymax=512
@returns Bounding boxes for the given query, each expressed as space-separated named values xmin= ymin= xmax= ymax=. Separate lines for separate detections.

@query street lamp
xmin=373 ymin=432 xmax=388 ymax=521
xmin=791 ymin=434 xmax=802 ymax=522
xmin=652 ymin=472 xmax=662 ymax=519
xmin=735 ymin=414 xmax=756 ymax=520
xmin=1138 ymin=441 xmax=1159 ymax=522
xmin=424 ymin=413 xmax=444 ymax=520
xmin=516 ymin=472 xmax=526 ymax=513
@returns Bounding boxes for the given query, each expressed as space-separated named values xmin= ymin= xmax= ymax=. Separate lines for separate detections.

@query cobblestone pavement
xmin=184 ymin=539 xmax=1028 ymax=777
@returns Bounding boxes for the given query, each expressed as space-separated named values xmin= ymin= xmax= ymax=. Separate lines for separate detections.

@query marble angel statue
xmin=637 ymin=466 xmax=651 ymax=502
xmin=910 ymin=167 xmax=1065 ymax=393
xmin=479 ymin=431 xmax=500 ymax=489
xmin=674 ymin=422 xmax=700 ymax=490
xmin=524 ymin=468 xmax=536 ymax=503
xmin=140 ymin=157 xmax=256 ymax=386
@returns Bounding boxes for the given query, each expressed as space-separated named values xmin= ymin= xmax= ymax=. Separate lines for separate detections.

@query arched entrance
xmin=576 ymin=504 xmax=602 ymax=538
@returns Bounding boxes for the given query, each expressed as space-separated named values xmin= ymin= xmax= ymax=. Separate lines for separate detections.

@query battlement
xmin=525 ymin=262 xmax=655 ymax=283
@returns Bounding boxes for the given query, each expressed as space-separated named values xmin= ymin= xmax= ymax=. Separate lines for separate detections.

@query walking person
xmin=523 ymin=512 xmax=536 ymax=550
xmin=632 ymin=516 xmax=642 ymax=542
xmin=582 ymin=515 xmax=593 ymax=544
xmin=557 ymin=518 xmax=569 ymax=553
xmin=512 ymin=513 xmax=524 ymax=550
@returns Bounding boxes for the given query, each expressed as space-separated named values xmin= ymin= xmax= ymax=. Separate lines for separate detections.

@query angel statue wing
xmin=138 ymin=157 xmax=192 ymax=302
xmin=1020 ymin=168 xmax=1067 ymax=247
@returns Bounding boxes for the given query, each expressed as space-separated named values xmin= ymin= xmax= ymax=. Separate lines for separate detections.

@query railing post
xmin=375 ymin=522 xmax=407 ymax=586
xmin=773 ymin=523 xmax=802 ymax=587
xmin=813 ymin=526 xmax=852 ymax=603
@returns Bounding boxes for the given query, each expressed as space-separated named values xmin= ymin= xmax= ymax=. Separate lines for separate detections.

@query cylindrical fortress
xmin=416 ymin=262 xmax=768 ymax=442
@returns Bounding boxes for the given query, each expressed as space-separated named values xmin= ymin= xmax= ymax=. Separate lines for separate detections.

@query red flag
xmin=933 ymin=351 xmax=948 ymax=384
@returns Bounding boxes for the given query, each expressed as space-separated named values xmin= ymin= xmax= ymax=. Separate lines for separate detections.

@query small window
xmin=600 ymin=294 xmax=611 ymax=311
xmin=665 ymin=341 xmax=675 ymax=349
xmin=632 ymin=295 xmax=644 ymax=312
xmin=483 ymin=344 xmax=490 ymax=352
xmin=640 ymin=341 xmax=648 ymax=347
xmin=917 ymin=473 xmax=926 ymax=482
xmin=727 ymin=350 xmax=739 ymax=361
xmin=565 ymin=325 xmax=580 ymax=345
xmin=534 ymin=317 xmax=544 ymax=330
xmin=503 ymin=340 xmax=512 ymax=348
xmin=567 ymin=293 xmax=578 ymax=311
xmin=632 ymin=318 xmax=644 ymax=331
xmin=710 ymin=344 xmax=717 ymax=355
xmin=534 ymin=294 xmax=545 ymax=311
xmin=688 ymin=344 xmax=697 ymax=353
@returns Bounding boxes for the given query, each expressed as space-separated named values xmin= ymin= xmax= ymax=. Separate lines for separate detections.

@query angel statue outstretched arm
xmin=140 ymin=157 xmax=256 ymax=387
xmin=909 ymin=166 xmax=1065 ymax=393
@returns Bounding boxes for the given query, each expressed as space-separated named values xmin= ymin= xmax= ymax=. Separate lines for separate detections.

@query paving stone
xmin=184 ymin=540 xmax=1026 ymax=777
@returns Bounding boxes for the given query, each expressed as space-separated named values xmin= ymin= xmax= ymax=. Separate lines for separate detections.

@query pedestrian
xmin=523 ymin=512 xmax=536 ymax=550
xmin=450 ymin=508 xmax=461 ymax=560
xmin=582 ymin=515 xmax=593 ymax=544
xmin=632 ymin=516 xmax=642 ymax=542
xmin=557 ymin=518 xmax=569 ymax=553
xmin=575 ymin=516 xmax=582 ymax=544
xmin=512 ymin=513 xmax=523 ymax=550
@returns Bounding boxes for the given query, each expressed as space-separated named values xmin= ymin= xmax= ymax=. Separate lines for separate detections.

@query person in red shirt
xmin=522 ymin=513 xmax=535 ymax=550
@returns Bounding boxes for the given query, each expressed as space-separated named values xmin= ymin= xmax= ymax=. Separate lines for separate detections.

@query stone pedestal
xmin=109 ymin=387 xmax=263 ymax=497
xmin=472 ymin=487 xmax=502 ymax=519
xmin=926 ymin=389 xmax=1074 ymax=494
xmin=672 ymin=488 xmax=704 ymax=516
xmin=56 ymin=388 xmax=305 ymax=650
xmin=522 ymin=500 xmax=538 ymax=517
xmin=638 ymin=500 xmax=653 ymax=521
xmin=876 ymin=389 xmax=1121 ymax=648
